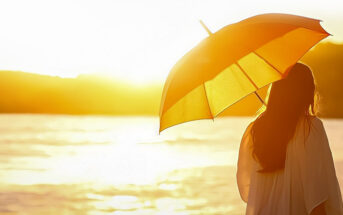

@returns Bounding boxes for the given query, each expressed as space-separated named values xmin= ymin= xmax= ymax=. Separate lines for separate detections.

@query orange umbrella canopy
xmin=159 ymin=13 xmax=329 ymax=132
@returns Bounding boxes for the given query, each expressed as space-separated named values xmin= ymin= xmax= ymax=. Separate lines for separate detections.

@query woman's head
xmin=251 ymin=63 xmax=316 ymax=172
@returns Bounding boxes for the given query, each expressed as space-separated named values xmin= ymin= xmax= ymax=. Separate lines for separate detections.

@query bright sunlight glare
xmin=0 ymin=0 xmax=342 ymax=83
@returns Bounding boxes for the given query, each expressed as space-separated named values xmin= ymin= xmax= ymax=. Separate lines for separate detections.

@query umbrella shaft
xmin=255 ymin=92 xmax=266 ymax=106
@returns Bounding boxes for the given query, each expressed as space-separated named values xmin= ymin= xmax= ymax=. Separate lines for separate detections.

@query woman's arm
xmin=236 ymin=122 xmax=254 ymax=202
xmin=310 ymin=202 xmax=326 ymax=215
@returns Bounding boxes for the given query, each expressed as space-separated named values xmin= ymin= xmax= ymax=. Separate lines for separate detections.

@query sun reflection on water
xmin=0 ymin=115 xmax=342 ymax=214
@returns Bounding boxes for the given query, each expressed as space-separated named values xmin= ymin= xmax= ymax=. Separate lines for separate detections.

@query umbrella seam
xmin=202 ymin=83 xmax=214 ymax=119
xmin=252 ymin=51 xmax=284 ymax=77
xmin=213 ymin=86 xmax=267 ymax=118
xmin=235 ymin=62 xmax=259 ymax=90
xmin=235 ymin=62 xmax=266 ymax=105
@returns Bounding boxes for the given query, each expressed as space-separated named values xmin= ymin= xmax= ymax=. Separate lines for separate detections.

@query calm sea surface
xmin=0 ymin=114 xmax=342 ymax=215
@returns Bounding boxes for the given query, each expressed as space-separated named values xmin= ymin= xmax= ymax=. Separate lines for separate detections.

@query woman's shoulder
xmin=296 ymin=116 xmax=327 ymax=148
xmin=307 ymin=115 xmax=322 ymax=124
xmin=298 ymin=115 xmax=324 ymax=129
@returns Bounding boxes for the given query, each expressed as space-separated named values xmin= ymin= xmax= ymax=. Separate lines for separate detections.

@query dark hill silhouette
xmin=301 ymin=42 xmax=343 ymax=117
xmin=0 ymin=71 xmax=161 ymax=115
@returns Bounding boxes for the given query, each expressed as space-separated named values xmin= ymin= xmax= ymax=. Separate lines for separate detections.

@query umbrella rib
xmin=235 ymin=62 xmax=259 ymax=90
xmin=202 ymin=83 xmax=214 ymax=119
xmin=252 ymin=51 xmax=283 ymax=77
xmin=235 ymin=62 xmax=266 ymax=106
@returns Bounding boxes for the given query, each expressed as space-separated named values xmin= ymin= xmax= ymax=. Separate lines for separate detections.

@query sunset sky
xmin=0 ymin=0 xmax=342 ymax=83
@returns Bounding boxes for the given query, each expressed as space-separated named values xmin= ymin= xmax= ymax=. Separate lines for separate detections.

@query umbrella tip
xmin=199 ymin=20 xmax=213 ymax=36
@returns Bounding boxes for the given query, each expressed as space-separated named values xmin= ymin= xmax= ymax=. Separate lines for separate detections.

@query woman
xmin=237 ymin=63 xmax=343 ymax=215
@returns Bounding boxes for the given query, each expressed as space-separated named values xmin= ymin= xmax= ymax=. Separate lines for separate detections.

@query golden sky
xmin=0 ymin=0 xmax=342 ymax=83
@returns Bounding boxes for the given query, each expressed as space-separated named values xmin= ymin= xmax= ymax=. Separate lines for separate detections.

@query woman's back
xmin=237 ymin=116 xmax=343 ymax=215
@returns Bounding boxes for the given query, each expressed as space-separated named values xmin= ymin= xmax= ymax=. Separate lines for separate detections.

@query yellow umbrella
xmin=159 ymin=13 xmax=330 ymax=132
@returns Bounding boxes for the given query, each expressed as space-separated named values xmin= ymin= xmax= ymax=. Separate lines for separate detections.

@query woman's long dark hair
xmin=251 ymin=63 xmax=316 ymax=173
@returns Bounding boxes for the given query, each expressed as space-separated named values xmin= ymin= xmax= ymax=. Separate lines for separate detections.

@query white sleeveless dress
xmin=237 ymin=116 xmax=343 ymax=215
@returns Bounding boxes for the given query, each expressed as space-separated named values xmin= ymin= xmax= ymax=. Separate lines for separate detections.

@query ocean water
xmin=0 ymin=114 xmax=342 ymax=215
